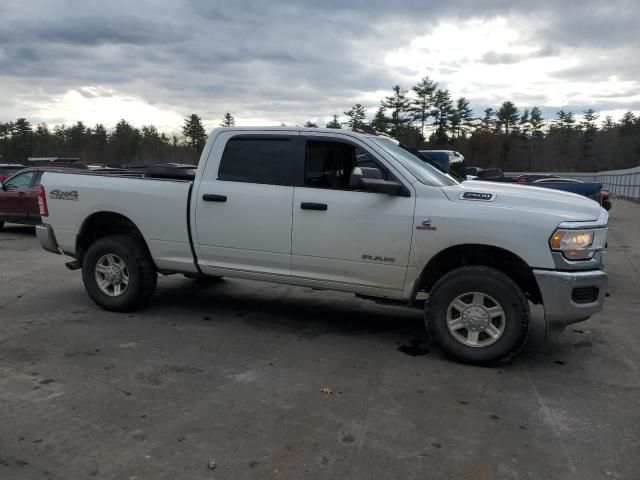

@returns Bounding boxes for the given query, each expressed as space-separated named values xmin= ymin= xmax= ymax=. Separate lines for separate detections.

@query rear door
xmin=291 ymin=134 xmax=415 ymax=290
xmin=0 ymin=171 xmax=37 ymax=223
xmin=194 ymin=132 xmax=301 ymax=276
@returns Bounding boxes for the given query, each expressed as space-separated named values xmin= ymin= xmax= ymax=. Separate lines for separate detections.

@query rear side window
xmin=218 ymin=137 xmax=295 ymax=186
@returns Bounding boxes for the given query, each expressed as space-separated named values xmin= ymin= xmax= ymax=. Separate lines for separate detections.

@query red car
xmin=0 ymin=167 xmax=82 ymax=230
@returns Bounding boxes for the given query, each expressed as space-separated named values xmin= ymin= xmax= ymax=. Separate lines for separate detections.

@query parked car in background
xmin=418 ymin=150 xmax=467 ymax=179
xmin=0 ymin=166 xmax=85 ymax=230
xmin=531 ymin=177 xmax=611 ymax=210
xmin=0 ymin=163 xmax=25 ymax=182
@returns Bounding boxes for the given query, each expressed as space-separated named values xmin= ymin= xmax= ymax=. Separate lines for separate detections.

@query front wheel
xmin=82 ymin=234 xmax=157 ymax=312
xmin=425 ymin=266 xmax=529 ymax=366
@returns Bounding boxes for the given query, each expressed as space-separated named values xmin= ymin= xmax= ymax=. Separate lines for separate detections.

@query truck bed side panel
xmin=42 ymin=172 xmax=196 ymax=273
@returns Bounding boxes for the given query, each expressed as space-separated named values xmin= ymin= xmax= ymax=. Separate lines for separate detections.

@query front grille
xmin=572 ymin=287 xmax=599 ymax=304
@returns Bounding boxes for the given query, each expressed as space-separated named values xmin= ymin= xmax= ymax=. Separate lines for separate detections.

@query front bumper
xmin=533 ymin=269 xmax=608 ymax=328
xmin=36 ymin=224 xmax=61 ymax=255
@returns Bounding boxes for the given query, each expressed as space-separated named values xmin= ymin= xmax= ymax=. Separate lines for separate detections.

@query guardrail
xmin=594 ymin=172 xmax=640 ymax=201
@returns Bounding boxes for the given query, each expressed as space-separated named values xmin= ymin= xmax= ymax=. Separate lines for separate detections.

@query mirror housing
xmin=349 ymin=167 xmax=410 ymax=197
xmin=1 ymin=182 xmax=6 ymax=191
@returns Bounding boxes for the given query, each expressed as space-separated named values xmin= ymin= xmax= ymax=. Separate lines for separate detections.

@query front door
xmin=291 ymin=135 xmax=415 ymax=290
xmin=0 ymin=171 xmax=37 ymax=223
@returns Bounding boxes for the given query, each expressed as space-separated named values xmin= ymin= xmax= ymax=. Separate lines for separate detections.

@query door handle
xmin=301 ymin=202 xmax=327 ymax=211
xmin=202 ymin=194 xmax=227 ymax=202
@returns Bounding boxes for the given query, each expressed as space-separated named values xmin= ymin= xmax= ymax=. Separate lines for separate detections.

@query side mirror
xmin=1 ymin=182 xmax=6 ymax=191
xmin=349 ymin=167 xmax=410 ymax=197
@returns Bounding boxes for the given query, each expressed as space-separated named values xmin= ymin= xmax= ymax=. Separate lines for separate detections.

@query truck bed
xmin=41 ymin=171 xmax=198 ymax=273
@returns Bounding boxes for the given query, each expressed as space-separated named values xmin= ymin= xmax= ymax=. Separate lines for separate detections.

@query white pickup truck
xmin=36 ymin=127 xmax=608 ymax=365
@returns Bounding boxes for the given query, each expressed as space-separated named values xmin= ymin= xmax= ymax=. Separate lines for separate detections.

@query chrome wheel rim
xmin=446 ymin=292 xmax=505 ymax=348
xmin=95 ymin=254 xmax=129 ymax=297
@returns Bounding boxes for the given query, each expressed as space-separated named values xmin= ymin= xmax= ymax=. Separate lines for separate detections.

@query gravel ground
xmin=0 ymin=200 xmax=639 ymax=480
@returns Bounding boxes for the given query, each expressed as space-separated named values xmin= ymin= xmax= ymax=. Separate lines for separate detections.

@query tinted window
xmin=305 ymin=140 xmax=388 ymax=190
xmin=218 ymin=137 xmax=294 ymax=186
xmin=5 ymin=171 xmax=35 ymax=189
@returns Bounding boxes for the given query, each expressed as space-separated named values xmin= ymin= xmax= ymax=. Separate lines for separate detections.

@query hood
xmin=441 ymin=181 xmax=602 ymax=222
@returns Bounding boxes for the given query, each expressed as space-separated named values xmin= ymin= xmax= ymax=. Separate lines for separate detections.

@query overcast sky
xmin=1 ymin=0 xmax=639 ymax=133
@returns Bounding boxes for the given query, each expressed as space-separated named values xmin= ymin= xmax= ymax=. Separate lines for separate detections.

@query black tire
xmin=0 ymin=221 xmax=4 ymax=231
xmin=82 ymin=234 xmax=157 ymax=312
xmin=425 ymin=266 xmax=529 ymax=366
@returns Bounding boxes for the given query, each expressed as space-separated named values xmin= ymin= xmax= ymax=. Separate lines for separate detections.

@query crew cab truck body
xmin=36 ymin=127 xmax=609 ymax=365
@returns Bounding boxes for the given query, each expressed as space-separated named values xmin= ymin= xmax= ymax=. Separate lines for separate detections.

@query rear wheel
xmin=425 ymin=266 xmax=529 ymax=366
xmin=82 ymin=234 xmax=157 ymax=312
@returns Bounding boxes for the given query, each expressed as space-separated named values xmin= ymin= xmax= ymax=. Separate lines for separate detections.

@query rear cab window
xmin=218 ymin=136 xmax=296 ymax=186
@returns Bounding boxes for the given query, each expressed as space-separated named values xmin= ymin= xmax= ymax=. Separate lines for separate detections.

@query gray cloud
xmin=0 ymin=0 xmax=639 ymax=130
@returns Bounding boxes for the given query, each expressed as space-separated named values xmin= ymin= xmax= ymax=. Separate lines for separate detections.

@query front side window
xmin=218 ymin=137 xmax=295 ymax=186
xmin=5 ymin=171 xmax=35 ymax=189
xmin=305 ymin=140 xmax=388 ymax=190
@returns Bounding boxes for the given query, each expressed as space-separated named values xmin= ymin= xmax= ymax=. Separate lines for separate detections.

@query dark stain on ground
xmin=203 ymin=316 xmax=211 ymax=321
xmin=39 ymin=378 xmax=54 ymax=385
xmin=137 ymin=364 xmax=204 ymax=386
xmin=574 ymin=340 xmax=593 ymax=348
xmin=341 ymin=433 xmax=356 ymax=444
xmin=458 ymin=400 xmax=469 ymax=405
xmin=432 ymin=442 xmax=442 ymax=449
xmin=554 ymin=360 xmax=565 ymax=365
xmin=398 ymin=339 xmax=430 ymax=356
xmin=248 ymin=460 xmax=259 ymax=468
xmin=489 ymin=414 xmax=500 ymax=420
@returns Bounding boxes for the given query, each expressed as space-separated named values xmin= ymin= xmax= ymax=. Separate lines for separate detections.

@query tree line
xmin=0 ymin=112 xmax=236 ymax=166
xmin=2 ymin=79 xmax=639 ymax=171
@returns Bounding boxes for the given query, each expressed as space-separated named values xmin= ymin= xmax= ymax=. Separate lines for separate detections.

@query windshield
xmin=370 ymin=137 xmax=459 ymax=187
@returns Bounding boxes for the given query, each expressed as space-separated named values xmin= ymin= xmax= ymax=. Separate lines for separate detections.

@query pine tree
xmin=220 ymin=113 xmax=235 ymax=127
xmin=183 ymin=114 xmax=207 ymax=151
xmin=581 ymin=108 xmax=599 ymax=163
xmin=343 ymin=104 xmax=367 ymax=130
xmin=451 ymin=97 xmax=473 ymax=139
xmin=519 ymin=108 xmax=530 ymax=138
xmin=381 ymin=85 xmax=412 ymax=135
xmin=602 ymin=116 xmax=615 ymax=130
xmin=369 ymin=106 xmax=388 ymax=133
xmin=529 ymin=107 xmax=544 ymax=138
xmin=12 ymin=118 xmax=34 ymax=162
xmin=92 ymin=124 xmax=108 ymax=163
xmin=479 ymin=108 xmax=495 ymax=132
xmin=431 ymin=89 xmax=454 ymax=143
xmin=111 ymin=119 xmax=141 ymax=162
xmin=496 ymin=101 xmax=519 ymax=136
xmin=410 ymin=76 xmax=437 ymax=137
xmin=303 ymin=121 xmax=318 ymax=128
xmin=325 ymin=115 xmax=342 ymax=129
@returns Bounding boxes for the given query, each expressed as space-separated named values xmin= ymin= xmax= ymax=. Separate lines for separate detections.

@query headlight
xmin=549 ymin=228 xmax=607 ymax=260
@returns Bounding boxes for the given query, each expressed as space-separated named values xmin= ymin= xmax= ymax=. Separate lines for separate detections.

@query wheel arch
xmin=412 ymin=244 xmax=542 ymax=305
xmin=76 ymin=211 xmax=154 ymax=266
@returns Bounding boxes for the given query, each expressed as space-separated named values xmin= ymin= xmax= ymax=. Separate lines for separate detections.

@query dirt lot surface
xmin=1 ymin=200 xmax=639 ymax=479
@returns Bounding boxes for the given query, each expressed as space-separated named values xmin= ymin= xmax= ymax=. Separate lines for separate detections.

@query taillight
xmin=38 ymin=185 xmax=49 ymax=217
